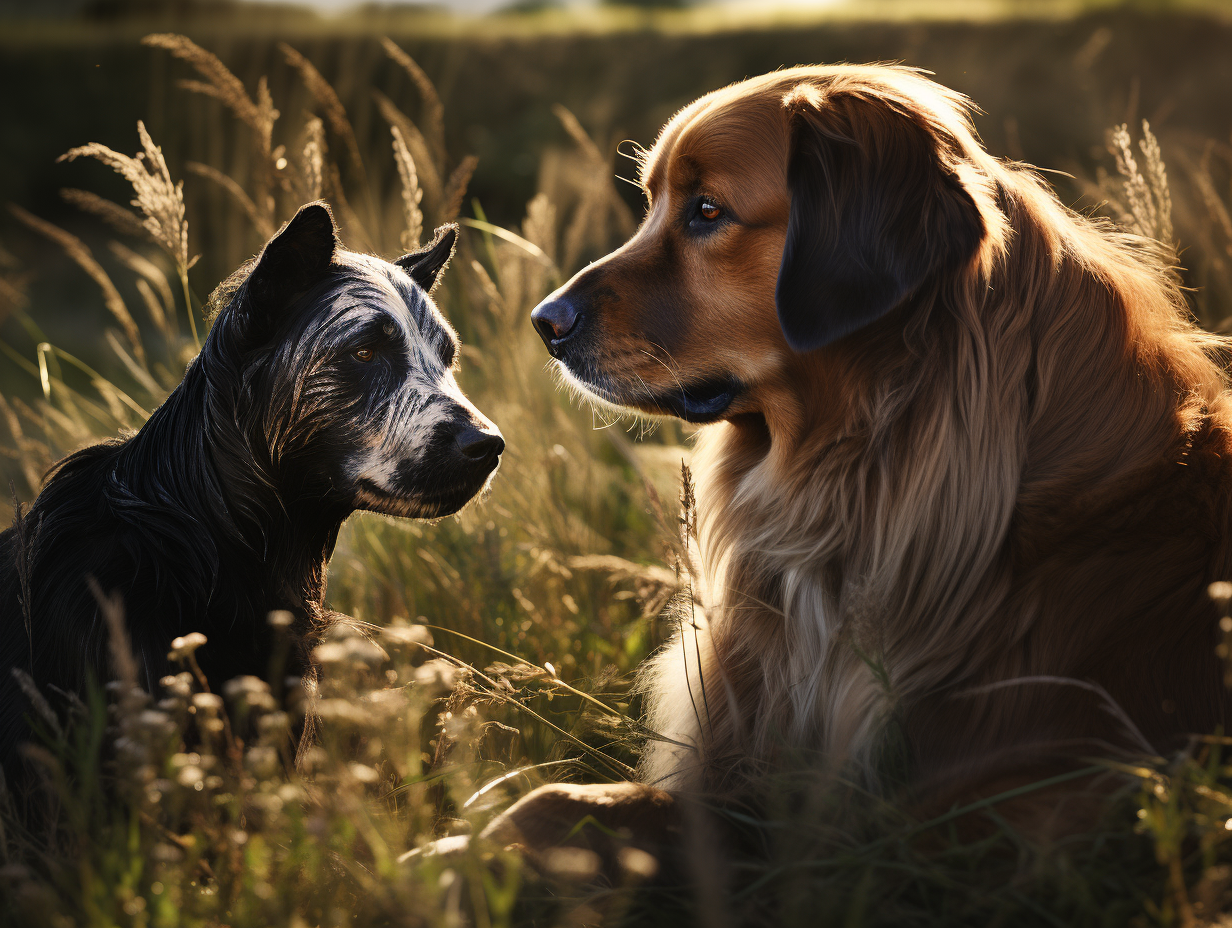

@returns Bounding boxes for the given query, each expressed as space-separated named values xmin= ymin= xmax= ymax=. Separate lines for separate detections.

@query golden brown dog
xmin=504 ymin=65 xmax=1232 ymax=857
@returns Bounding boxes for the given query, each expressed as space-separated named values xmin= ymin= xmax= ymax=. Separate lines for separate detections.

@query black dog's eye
xmin=353 ymin=347 xmax=375 ymax=362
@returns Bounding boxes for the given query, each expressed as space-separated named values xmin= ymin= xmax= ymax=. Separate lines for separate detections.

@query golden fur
xmin=522 ymin=65 xmax=1232 ymax=836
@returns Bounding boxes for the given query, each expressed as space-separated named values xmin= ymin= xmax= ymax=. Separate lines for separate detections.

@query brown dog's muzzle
xmin=529 ymin=290 xmax=742 ymax=423
xmin=530 ymin=252 xmax=745 ymax=423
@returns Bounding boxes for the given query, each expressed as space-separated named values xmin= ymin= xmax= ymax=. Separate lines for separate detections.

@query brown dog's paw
xmin=479 ymin=781 xmax=678 ymax=886
xmin=398 ymin=832 xmax=473 ymax=864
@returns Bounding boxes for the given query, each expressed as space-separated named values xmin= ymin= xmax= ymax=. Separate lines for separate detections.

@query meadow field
xmin=4 ymin=2 xmax=1232 ymax=925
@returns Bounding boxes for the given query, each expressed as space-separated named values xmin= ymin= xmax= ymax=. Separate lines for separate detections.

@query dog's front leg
xmin=478 ymin=781 xmax=679 ymax=884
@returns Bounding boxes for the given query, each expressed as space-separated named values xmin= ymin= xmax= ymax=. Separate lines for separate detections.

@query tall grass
xmin=0 ymin=33 xmax=687 ymax=927
xmin=5 ymin=33 xmax=1232 ymax=928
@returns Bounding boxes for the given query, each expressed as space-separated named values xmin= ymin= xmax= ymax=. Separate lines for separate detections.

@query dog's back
xmin=1 ymin=444 xmax=123 ymax=758
xmin=0 ymin=361 xmax=306 ymax=769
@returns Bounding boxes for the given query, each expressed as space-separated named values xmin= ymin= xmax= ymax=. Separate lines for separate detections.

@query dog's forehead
xmin=642 ymin=86 xmax=791 ymax=216
xmin=645 ymin=66 xmax=946 ymax=176
xmin=640 ymin=66 xmax=970 ymax=213
xmin=335 ymin=252 xmax=454 ymax=342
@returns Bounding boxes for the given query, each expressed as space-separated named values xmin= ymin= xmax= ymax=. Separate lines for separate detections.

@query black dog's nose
xmin=531 ymin=298 xmax=579 ymax=347
xmin=455 ymin=427 xmax=505 ymax=461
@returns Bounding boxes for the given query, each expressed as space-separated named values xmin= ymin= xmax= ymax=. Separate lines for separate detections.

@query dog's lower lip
xmin=558 ymin=361 xmax=740 ymax=424
xmin=356 ymin=479 xmax=487 ymax=514
xmin=654 ymin=378 xmax=741 ymax=423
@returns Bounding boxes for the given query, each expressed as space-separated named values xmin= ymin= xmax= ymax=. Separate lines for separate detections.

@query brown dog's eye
xmin=353 ymin=348 xmax=375 ymax=362
xmin=700 ymin=199 xmax=722 ymax=221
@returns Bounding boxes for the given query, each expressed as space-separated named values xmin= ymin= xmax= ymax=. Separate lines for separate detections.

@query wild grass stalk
xmin=56 ymin=122 xmax=199 ymax=348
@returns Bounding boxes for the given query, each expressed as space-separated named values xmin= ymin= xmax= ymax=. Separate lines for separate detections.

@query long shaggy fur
xmin=531 ymin=66 xmax=1232 ymax=821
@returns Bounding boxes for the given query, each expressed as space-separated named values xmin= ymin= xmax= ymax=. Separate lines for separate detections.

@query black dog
xmin=0 ymin=203 xmax=503 ymax=769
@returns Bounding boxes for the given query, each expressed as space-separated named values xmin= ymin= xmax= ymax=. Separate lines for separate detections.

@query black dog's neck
xmin=119 ymin=348 xmax=348 ymax=626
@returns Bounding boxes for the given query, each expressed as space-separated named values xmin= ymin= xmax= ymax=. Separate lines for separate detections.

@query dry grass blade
xmin=459 ymin=218 xmax=554 ymax=267
xmin=522 ymin=191 xmax=557 ymax=263
xmin=325 ymin=162 xmax=373 ymax=253
xmin=296 ymin=116 xmax=326 ymax=204
xmin=11 ymin=668 xmax=60 ymax=739
xmin=60 ymin=188 xmax=149 ymax=240
xmin=147 ymin=33 xmax=279 ymax=233
xmin=1191 ymin=154 xmax=1232 ymax=249
xmin=106 ymin=331 xmax=163 ymax=397
xmin=469 ymin=258 xmax=503 ymax=313
xmin=372 ymin=90 xmax=443 ymax=207
xmin=391 ymin=126 xmax=424 ymax=251
xmin=187 ymin=161 xmax=274 ymax=237
xmin=0 ymin=276 xmax=26 ymax=326
xmin=58 ymin=121 xmax=191 ymax=274
xmin=553 ymin=104 xmax=637 ymax=265
xmin=57 ymin=121 xmax=197 ymax=344
xmin=109 ymin=241 xmax=177 ymax=338
xmin=1081 ymin=166 xmax=1135 ymax=229
xmin=567 ymin=554 xmax=679 ymax=589
xmin=1109 ymin=121 xmax=1174 ymax=246
xmin=552 ymin=103 xmax=606 ymax=167
xmin=10 ymin=205 xmax=146 ymax=366
xmin=253 ymin=76 xmax=279 ymax=160
xmin=562 ymin=176 xmax=608 ymax=274
xmin=143 ymin=34 xmax=272 ymax=143
xmin=133 ymin=278 xmax=170 ymax=342
xmin=0 ymin=395 xmax=51 ymax=494
xmin=380 ymin=37 xmax=446 ymax=174
xmin=1138 ymin=121 xmax=1174 ymax=244
xmin=279 ymin=43 xmax=367 ymax=184
xmin=441 ymin=155 xmax=478 ymax=223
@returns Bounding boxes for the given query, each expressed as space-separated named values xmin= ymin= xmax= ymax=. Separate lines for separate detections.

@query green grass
xmin=5 ymin=23 xmax=1232 ymax=928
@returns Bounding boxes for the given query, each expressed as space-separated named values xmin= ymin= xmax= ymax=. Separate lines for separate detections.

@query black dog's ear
xmin=395 ymin=224 xmax=458 ymax=294
xmin=245 ymin=202 xmax=339 ymax=319
xmin=775 ymin=87 xmax=984 ymax=352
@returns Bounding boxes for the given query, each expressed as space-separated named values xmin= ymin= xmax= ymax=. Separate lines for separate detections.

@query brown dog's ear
xmin=775 ymin=88 xmax=984 ymax=352
xmin=395 ymin=224 xmax=458 ymax=294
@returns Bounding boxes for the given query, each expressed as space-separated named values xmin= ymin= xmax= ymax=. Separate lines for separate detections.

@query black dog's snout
xmin=531 ymin=298 xmax=579 ymax=350
xmin=455 ymin=427 xmax=505 ymax=462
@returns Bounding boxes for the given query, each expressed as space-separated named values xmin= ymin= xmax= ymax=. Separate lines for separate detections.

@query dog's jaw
xmin=355 ymin=481 xmax=472 ymax=520
xmin=551 ymin=357 xmax=741 ymax=425
xmin=353 ymin=464 xmax=501 ymax=521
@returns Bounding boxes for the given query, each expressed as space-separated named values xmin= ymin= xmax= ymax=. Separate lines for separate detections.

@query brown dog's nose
xmin=530 ymin=298 xmax=579 ymax=347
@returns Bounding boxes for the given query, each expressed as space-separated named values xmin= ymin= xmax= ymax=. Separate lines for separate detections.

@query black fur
xmin=396 ymin=225 xmax=458 ymax=294
xmin=775 ymin=93 xmax=985 ymax=352
xmin=0 ymin=204 xmax=502 ymax=772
